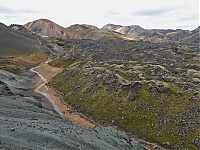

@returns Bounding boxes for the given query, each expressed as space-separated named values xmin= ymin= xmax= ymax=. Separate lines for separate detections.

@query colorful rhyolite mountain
xmin=24 ymin=19 xmax=78 ymax=39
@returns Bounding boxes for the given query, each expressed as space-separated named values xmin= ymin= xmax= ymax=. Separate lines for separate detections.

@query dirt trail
xmin=30 ymin=59 xmax=165 ymax=150
xmin=31 ymin=59 xmax=95 ymax=127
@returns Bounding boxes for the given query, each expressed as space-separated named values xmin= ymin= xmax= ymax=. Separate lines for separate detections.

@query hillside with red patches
xmin=24 ymin=19 xmax=78 ymax=39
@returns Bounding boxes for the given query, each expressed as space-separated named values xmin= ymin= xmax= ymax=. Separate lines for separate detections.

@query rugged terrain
xmin=0 ymin=22 xmax=147 ymax=149
xmin=50 ymin=39 xmax=200 ymax=149
xmin=0 ymin=54 xmax=146 ymax=149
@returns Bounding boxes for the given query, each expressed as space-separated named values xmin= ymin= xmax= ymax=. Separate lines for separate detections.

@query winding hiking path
xmin=30 ymin=59 xmax=95 ymax=127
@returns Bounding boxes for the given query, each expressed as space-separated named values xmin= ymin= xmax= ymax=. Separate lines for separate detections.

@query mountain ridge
xmin=18 ymin=18 xmax=199 ymax=43
xmin=102 ymin=23 xmax=199 ymax=43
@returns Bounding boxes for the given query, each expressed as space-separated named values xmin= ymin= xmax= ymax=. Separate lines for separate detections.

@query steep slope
xmin=0 ymin=23 xmax=47 ymax=57
xmin=0 ymin=78 xmax=145 ymax=150
xmin=24 ymin=19 xmax=78 ymax=39
xmin=181 ymin=26 xmax=200 ymax=43
xmin=66 ymin=24 xmax=98 ymax=30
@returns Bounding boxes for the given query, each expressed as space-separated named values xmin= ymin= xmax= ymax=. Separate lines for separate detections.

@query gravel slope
xmin=0 ymin=71 xmax=145 ymax=150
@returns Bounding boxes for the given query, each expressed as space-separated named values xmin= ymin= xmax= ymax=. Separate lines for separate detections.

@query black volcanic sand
xmin=0 ymin=70 xmax=145 ymax=150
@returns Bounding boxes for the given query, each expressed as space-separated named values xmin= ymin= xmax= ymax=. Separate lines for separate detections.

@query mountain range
xmin=102 ymin=23 xmax=200 ymax=43
xmin=9 ymin=18 xmax=199 ymax=43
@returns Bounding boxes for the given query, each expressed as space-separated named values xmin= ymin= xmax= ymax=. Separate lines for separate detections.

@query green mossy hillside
xmin=51 ymin=61 xmax=199 ymax=150
xmin=0 ymin=53 xmax=48 ymax=73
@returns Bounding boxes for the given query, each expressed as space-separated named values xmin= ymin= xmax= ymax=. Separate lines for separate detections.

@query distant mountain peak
xmin=101 ymin=24 xmax=123 ymax=31
xmin=24 ymin=18 xmax=78 ymax=39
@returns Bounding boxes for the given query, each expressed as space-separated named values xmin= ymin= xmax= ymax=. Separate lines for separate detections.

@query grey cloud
xmin=0 ymin=7 xmax=16 ymax=14
xmin=132 ymin=8 xmax=174 ymax=16
xmin=0 ymin=6 xmax=39 ymax=14
xmin=179 ymin=14 xmax=199 ymax=22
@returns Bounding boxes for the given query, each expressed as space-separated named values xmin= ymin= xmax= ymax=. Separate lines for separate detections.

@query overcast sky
xmin=0 ymin=0 xmax=199 ymax=30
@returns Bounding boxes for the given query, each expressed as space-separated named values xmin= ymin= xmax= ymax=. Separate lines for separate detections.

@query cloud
xmin=0 ymin=6 xmax=40 ymax=14
xmin=175 ymin=25 xmax=191 ymax=29
xmin=0 ymin=7 xmax=16 ymax=14
xmin=132 ymin=7 xmax=175 ymax=16
xmin=178 ymin=14 xmax=199 ymax=22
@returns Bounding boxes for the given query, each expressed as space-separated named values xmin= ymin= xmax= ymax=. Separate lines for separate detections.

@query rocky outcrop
xmin=101 ymin=23 xmax=123 ymax=31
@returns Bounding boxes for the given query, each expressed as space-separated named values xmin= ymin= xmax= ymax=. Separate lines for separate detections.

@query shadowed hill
xmin=0 ymin=23 xmax=47 ymax=57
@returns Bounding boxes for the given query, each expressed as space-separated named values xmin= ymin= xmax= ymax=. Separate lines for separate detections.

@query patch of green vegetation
xmin=4 ymin=47 xmax=21 ymax=55
xmin=45 ymin=38 xmax=59 ymax=43
xmin=0 ymin=58 xmax=22 ymax=74
xmin=0 ymin=53 xmax=48 ymax=74
xmin=64 ymin=46 xmax=75 ymax=52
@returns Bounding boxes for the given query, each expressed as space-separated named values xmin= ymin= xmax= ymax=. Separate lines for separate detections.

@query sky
xmin=0 ymin=0 xmax=199 ymax=30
